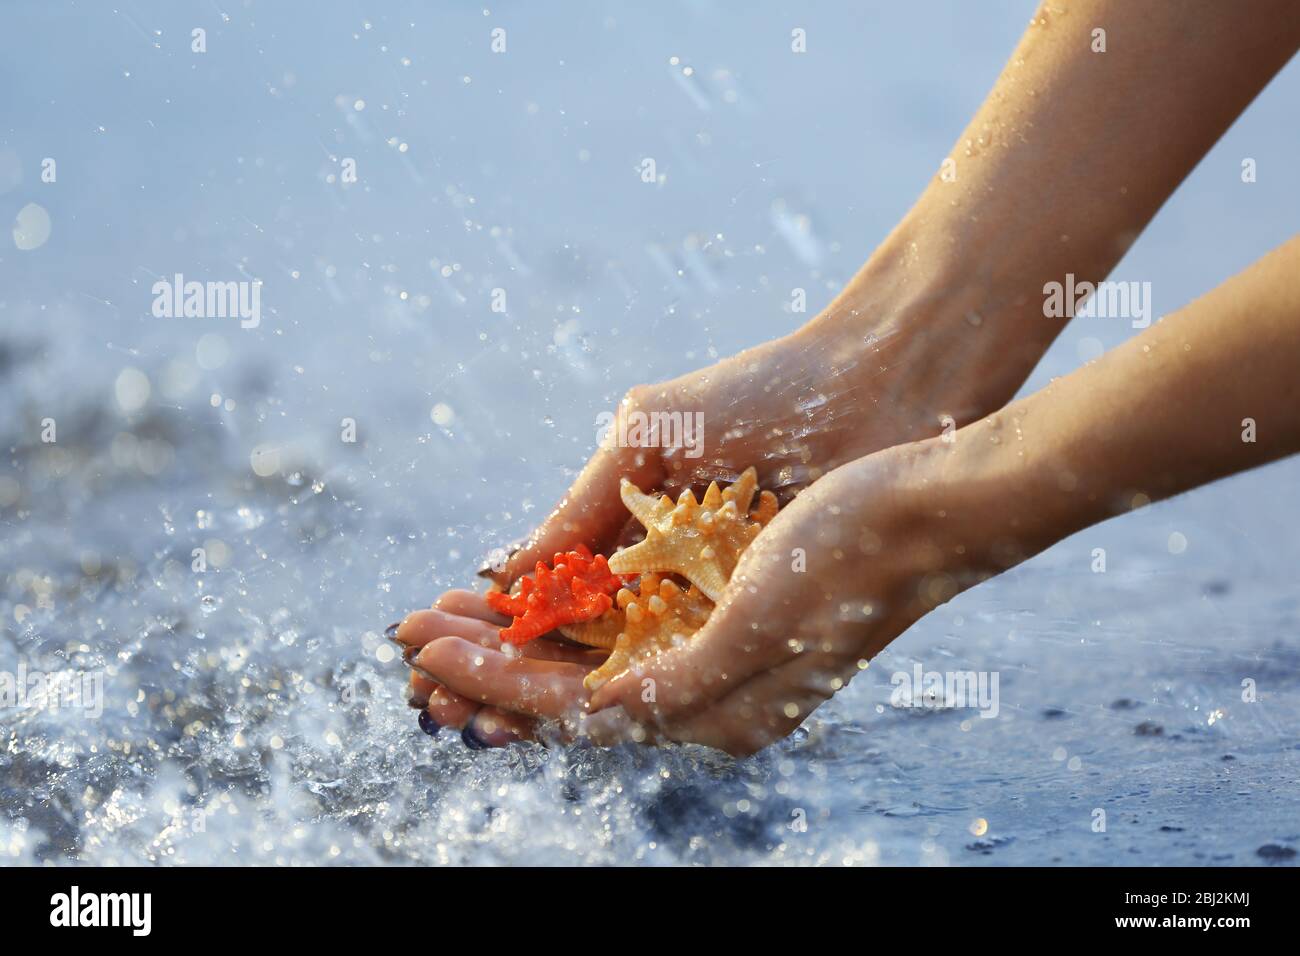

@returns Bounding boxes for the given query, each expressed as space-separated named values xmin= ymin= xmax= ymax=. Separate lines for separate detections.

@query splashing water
xmin=3 ymin=2 xmax=1300 ymax=866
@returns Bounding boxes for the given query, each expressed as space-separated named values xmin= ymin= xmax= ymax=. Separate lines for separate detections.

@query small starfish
xmin=486 ymin=546 xmax=625 ymax=645
xmin=566 ymin=573 xmax=715 ymax=691
xmin=558 ymin=606 xmax=624 ymax=650
xmin=606 ymin=467 xmax=779 ymax=601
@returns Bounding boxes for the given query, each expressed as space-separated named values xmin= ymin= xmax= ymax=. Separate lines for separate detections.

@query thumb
xmin=587 ymin=535 xmax=797 ymax=721
xmin=585 ymin=599 xmax=770 ymax=727
xmin=585 ymin=609 xmax=745 ymax=726
xmin=482 ymin=441 xmax=661 ymax=587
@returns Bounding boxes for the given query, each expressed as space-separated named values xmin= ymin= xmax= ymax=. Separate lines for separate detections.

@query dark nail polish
xmin=418 ymin=710 xmax=441 ymax=736
xmin=408 ymin=694 xmax=429 ymax=709
xmin=402 ymin=644 xmax=420 ymax=664
xmin=407 ymin=664 xmax=439 ymax=683
xmin=384 ymin=621 xmax=402 ymax=642
xmin=461 ymin=721 xmax=490 ymax=750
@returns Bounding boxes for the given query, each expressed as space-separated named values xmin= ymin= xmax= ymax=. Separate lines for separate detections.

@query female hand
xmin=399 ymin=230 xmax=1300 ymax=753
xmin=392 ymin=0 xmax=1300 ymax=753
xmin=396 ymin=293 xmax=1007 ymax=749
xmin=401 ymin=436 xmax=997 ymax=755
xmin=391 ymin=590 xmax=611 ymax=747
xmin=584 ymin=439 xmax=996 ymax=754
xmin=596 ymin=235 xmax=1300 ymax=752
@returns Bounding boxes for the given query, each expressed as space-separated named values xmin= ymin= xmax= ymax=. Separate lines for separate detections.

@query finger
xmin=458 ymin=703 xmax=646 ymax=750
xmin=395 ymin=595 xmax=513 ymax=735
xmin=584 ymin=598 xmax=775 ymax=725
xmin=486 ymin=438 xmax=663 ymax=588
xmin=455 ymin=698 xmax=641 ymax=750
xmin=413 ymin=641 xmax=598 ymax=732
xmin=400 ymin=633 xmax=483 ymax=731
xmin=385 ymin=590 xmax=510 ymax=658
xmin=408 ymin=670 xmax=437 ymax=709
xmin=409 ymin=659 xmax=482 ymax=731
xmin=585 ymin=634 xmax=722 ymax=727
xmin=462 ymin=706 xmax=537 ymax=748
xmin=433 ymin=589 xmax=512 ymax=626
xmin=588 ymin=531 xmax=797 ymax=723
xmin=523 ymin=640 xmax=612 ymax=667
xmin=418 ymin=674 xmax=482 ymax=732
xmin=398 ymin=603 xmax=608 ymax=669
xmin=392 ymin=605 xmax=495 ymax=729
xmin=394 ymin=607 xmax=502 ymax=650
xmin=415 ymin=636 xmax=591 ymax=720
xmin=398 ymin=612 xmax=500 ymax=731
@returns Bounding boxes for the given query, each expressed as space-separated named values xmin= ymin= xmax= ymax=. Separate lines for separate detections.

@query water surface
xmin=2 ymin=1 xmax=1298 ymax=865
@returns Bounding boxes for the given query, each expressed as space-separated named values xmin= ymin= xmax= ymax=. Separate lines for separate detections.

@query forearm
xmin=804 ymin=0 xmax=1300 ymax=428
xmin=953 ymin=236 xmax=1300 ymax=566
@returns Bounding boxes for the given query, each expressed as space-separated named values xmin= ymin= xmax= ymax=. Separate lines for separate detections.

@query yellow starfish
xmin=606 ymin=467 xmax=778 ymax=601
xmin=558 ymin=607 xmax=623 ymax=650
xmin=565 ymin=573 xmax=714 ymax=691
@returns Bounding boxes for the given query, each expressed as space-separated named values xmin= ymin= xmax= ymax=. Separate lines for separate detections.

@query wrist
xmin=817 ymin=434 xmax=1031 ymax=621
xmin=930 ymin=395 xmax=1101 ymax=575
xmin=797 ymin=210 xmax=1053 ymax=439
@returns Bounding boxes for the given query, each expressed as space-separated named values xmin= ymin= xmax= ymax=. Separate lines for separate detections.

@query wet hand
xmin=392 ymin=590 xmax=633 ymax=748
xmin=400 ymin=309 xmax=1004 ymax=753
xmin=586 ymin=442 xmax=990 ymax=755
xmin=483 ymin=322 xmax=954 ymax=589
xmin=403 ymin=439 xmax=995 ymax=756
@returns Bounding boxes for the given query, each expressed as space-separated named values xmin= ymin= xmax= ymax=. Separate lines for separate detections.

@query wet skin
xmin=391 ymin=1 xmax=1300 ymax=755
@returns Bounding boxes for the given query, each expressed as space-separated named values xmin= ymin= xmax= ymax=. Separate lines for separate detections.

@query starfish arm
xmin=560 ymin=611 xmax=623 ymax=650
xmin=619 ymin=477 xmax=664 ymax=528
xmin=721 ymin=466 xmax=759 ymax=513
xmin=751 ymin=489 xmax=779 ymax=525
xmin=607 ymin=534 xmax=678 ymax=579
xmin=584 ymin=634 xmax=635 ymax=691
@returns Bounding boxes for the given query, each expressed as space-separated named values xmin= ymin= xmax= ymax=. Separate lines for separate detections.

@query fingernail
xmin=476 ymin=541 xmax=524 ymax=579
xmin=408 ymin=693 xmax=429 ymax=709
xmin=418 ymin=710 xmax=441 ymax=736
xmin=402 ymin=644 xmax=420 ymax=664
xmin=461 ymin=721 xmax=490 ymax=750
xmin=384 ymin=621 xmax=402 ymax=643
xmin=403 ymin=658 xmax=439 ymax=683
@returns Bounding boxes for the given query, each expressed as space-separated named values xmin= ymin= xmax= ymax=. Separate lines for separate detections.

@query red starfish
xmin=486 ymin=545 xmax=626 ymax=645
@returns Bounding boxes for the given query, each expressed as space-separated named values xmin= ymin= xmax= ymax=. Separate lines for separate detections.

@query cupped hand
xmin=392 ymin=590 xmax=638 ymax=747
xmin=401 ymin=436 xmax=1002 ymax=755
xmin=584 ymin=440 xmax=986 ymax=754
xmin=482 ymin=319 xmax=955 ymax=588
xmin=396 ymin=313 xmax=998 ymax=754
